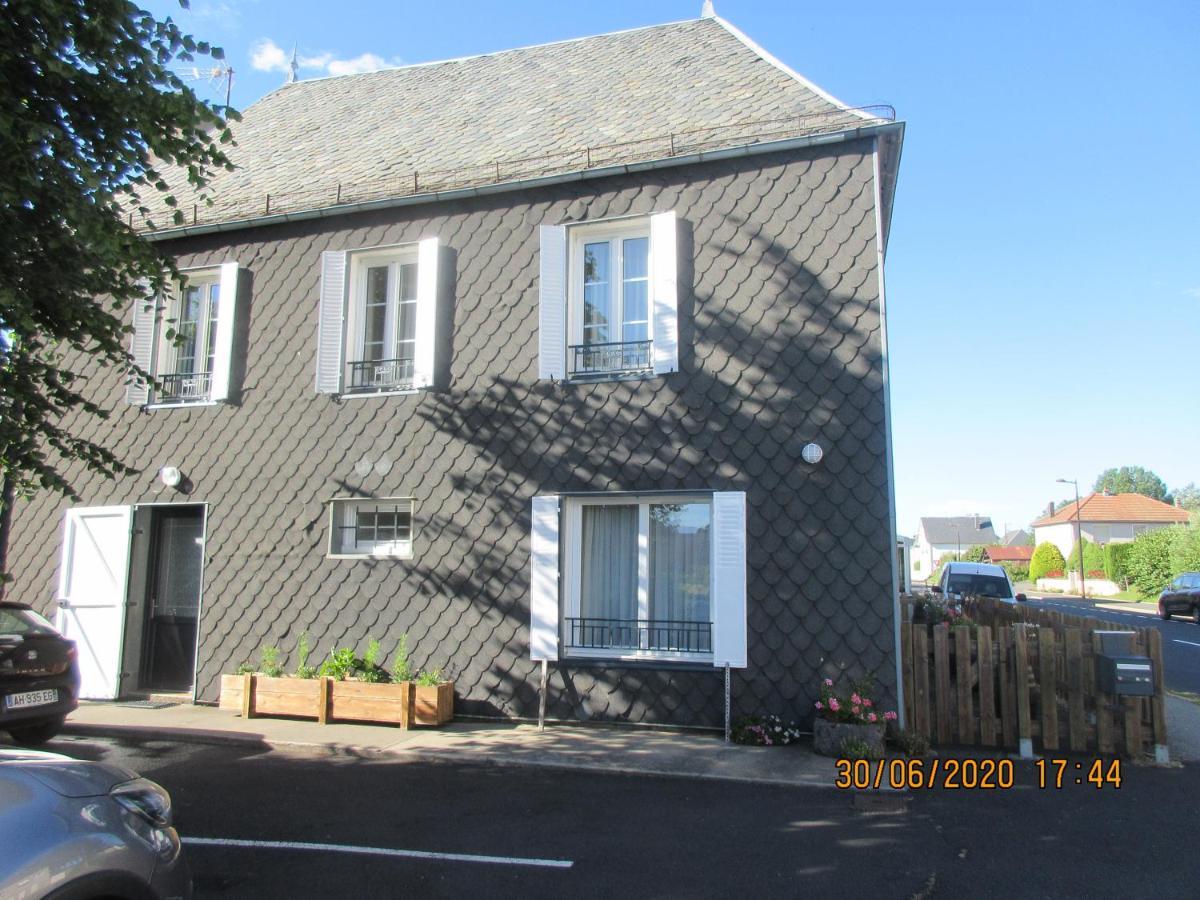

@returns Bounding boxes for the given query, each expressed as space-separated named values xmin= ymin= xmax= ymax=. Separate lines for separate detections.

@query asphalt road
xmin=25 ymin=734 xmax=1200 ymax=900
xmin=1025 ymin=596 xmax=1200 ymax=695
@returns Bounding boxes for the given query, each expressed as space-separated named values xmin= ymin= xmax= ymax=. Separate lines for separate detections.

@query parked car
xmin=1 ymin=602 xmax=80 ymax=745
xmin=1158 ymin=572 xmax=1200 ymax=623
xmin=932 ymin=561 xmax=1026 ymax=604
xmin=0 ymin=748 xmax=191 ymax=899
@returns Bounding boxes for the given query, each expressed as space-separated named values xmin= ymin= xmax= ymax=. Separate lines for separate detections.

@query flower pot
xmin=812 ymin=718 xmax=885 ymax=757
xmin=412 ymin=682 xmax=454 ymax=725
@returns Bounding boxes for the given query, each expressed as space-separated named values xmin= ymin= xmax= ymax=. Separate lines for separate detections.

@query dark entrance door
xmin=143 ymin=507 xmax=204 ymax=691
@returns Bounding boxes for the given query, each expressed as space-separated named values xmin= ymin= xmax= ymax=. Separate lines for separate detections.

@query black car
xmin=0 ymin=602 xmax=80 ymax=744
xmin=1158 ymin=573 xmax=1200 ymax=624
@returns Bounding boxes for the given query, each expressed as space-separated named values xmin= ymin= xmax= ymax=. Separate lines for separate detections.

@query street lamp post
xmin=1056 ymin=478 xmax=1086 ymax=600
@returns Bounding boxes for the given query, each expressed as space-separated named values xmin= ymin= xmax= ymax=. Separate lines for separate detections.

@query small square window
xmin=328 ymin=498 xmax=414 ymax=558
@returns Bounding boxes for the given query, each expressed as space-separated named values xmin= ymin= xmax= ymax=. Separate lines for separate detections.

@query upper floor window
xmin=316 ymin=239 xmax=440 ymax=397
xmin=538 ymin=212 xmax=678 ymax=382
xmin=125 ymin=262 xmax=243 ymax=408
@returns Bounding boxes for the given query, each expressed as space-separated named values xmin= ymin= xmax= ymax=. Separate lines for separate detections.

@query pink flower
xmin=863 ymin=699 xmax=873 ymax=708
xmin=851 ymin=706 xmax=860 ymax=716
xmin=815 ymin=701 xmax=824 ymax=710
xmin=868 ymin=712 xmax=878 ymax=723
xmin=883 ymin=711 xmax=898 ymax=721
xmin=850 ymin=693 xmax=862 ymax=705
xmin=828 ymin=698 xmax=840 ymax=712
xmin=823 ymin=678 xmax=833 ymax=687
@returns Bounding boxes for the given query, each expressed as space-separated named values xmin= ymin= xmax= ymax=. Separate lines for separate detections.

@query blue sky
xmin=151 ymin=0 xmax=1200 ymax=537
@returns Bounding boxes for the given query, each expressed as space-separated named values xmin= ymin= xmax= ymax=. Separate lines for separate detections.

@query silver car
xmin=0 ymin=748 xmax=191 ymax=899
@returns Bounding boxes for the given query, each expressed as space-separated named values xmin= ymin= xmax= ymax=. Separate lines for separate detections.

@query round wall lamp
xmin=159 ymin=466 xmax=184 ymax=489
xmin=801 ymin=443 xmax=824 ymax=465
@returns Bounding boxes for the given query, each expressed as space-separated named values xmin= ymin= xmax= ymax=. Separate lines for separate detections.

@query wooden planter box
xmin=219 ymin=674 xmax=454 ymax=729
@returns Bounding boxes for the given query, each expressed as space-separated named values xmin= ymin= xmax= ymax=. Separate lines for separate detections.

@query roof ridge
xmin=257 ymin=16 xmax=712 ymax=104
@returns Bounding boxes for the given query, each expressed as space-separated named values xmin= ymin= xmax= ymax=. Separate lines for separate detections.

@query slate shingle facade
xmin=7 ymin=136 xmax=899 ymax=727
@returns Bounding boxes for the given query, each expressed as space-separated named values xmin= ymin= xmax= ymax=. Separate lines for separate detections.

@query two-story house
xmin=5 ymin=12 xmax=905 ymax=731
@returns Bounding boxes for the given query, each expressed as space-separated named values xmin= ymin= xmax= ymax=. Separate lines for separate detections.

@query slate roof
xmin=137 ymin=16 xmax=891 ymax=231
xmin=1002 ymin=528 xmax=1031 ymax=546
xmin=1032 ymin=493 xmax=1189 ymax=526
xmin=919 ymin=517 xmax=998 ymax=546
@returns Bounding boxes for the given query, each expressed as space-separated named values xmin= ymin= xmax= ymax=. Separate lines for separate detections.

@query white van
xmin=933 ymin=561 xmax=1026 ymax=604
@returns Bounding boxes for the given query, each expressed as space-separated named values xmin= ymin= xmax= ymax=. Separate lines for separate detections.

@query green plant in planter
xmin=234 ymin=661 xmax=255 ymax=676
xmin=391 ymin=633 xmax=414 ymax=682
xmin=318 ymin=647 xmax=358 ymax=680
xmin=414 ymin=668 xmax=443 ymax=687
xmin=359 ymin=638 xmax=386 ymax=683
xmin=259 ymin=645 xmax=283 ymax=678
xmin=294 ymin=631 xmax=318 ymax=679
xmin=839 ymin=736 xmax=883 ymax=760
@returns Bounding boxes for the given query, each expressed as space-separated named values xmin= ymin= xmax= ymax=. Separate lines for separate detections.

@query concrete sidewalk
xmin=62 ymin=701 xmax=842 ymax=788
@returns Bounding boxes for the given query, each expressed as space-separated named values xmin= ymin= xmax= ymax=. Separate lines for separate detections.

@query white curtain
xmin=649 ymin=503 xmax=711 ymax=624
xmin=580 ymin=505 xmax=637 ymax=623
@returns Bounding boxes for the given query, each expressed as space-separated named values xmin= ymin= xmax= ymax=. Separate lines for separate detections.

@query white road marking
xmin=1172 ymin=640 xmax=1200 ymax=649
xmin=183 ymin=836 xmax=574 ymax=869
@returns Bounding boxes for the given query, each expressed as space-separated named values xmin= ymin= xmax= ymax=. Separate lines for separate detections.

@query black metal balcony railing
xmin=156 ymin=371 xmax=212 ymax=402
xmin=568 ymin=340 xmax=652 ymax=379
xmin=566 ymin=617 xmax=712 ymax=654
xmin=346 ymin=357 xmax=415 ymax=393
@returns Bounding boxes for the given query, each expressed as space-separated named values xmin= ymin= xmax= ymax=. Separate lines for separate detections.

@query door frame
xmin=130 ymin=502 xmax=208 ymax=700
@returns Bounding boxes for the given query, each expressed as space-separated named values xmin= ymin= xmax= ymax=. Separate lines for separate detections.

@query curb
xmin=60 ymin=721 xmax=842 ymax=790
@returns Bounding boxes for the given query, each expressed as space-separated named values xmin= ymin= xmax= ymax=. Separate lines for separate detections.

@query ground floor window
xmin=328 ymin=498 xmax=414 ymax=558
xmin=563 ymin=495 xmax=712 ymax=660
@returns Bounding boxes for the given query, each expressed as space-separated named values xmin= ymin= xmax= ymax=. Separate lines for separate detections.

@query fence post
xmin=1149 ymin=629 xmax=1170 ymax=763
xmin=977 ymin=625 xmax=996 ymax=746
xmin=934 ymin=624 xmax=952 ymax=745
xmin=1014 ymin=626 xmax=1033 ymax=758
xmin=1064 ymin=629 xmax=1086 ymax=751
xmin=955 ymin=626 xmax=974 ymax=744
xmin=998 ymin=626 xmax=1016 ymax=748
xmin=1039 ymin=626 xmax=1059 ymax=751
xmin=913 ymin=626 xmax=931 ymax=739
xmin=1092 ymin=631 xmax=1115 ymax=754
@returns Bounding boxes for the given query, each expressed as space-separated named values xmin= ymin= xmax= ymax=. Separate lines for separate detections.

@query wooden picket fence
xmin=899 ymin=597 xmax=1168 ymax=758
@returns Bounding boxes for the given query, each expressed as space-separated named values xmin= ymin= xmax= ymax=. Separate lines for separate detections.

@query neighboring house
xmin=1031 ymin=492 xmax=1189 ymax=560
xmin=1001 ymin=529 xmax=1031 ymax=547
xmin=983 ymin=546 xmax=1034 ymax=566
xmin=5 ymin=13 xmax=905 ymax=730
xmin=910 ymin=516 xmax=998 ymax=582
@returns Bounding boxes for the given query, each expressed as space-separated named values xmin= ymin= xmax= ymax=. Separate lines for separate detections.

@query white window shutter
xmin=538 ymin=225 xmax=567 ymax=380
xmin=209 ymin=262 xmax=241 ymax=402
xmin=711 ymin=491 xmax=747 ymax=668
xmin=316 ymin=251 xmax=348 ymax=394
xmin=125 ymin=282 xmax=157 ymax=406
xmin=650 ymin=210 xmax=679 ymax=374
xmin=529 ymin=495 xmax=561 ymax=661
xmin=412 ymin=237 xmax=439 ymax=389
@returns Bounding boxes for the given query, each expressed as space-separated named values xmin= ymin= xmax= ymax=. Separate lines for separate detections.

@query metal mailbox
xmin=1094 ymin=631 xmax=1155 ymax=697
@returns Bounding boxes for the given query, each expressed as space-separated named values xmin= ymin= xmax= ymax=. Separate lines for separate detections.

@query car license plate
xmin=5 ymin=689 xmax=58 ymax=710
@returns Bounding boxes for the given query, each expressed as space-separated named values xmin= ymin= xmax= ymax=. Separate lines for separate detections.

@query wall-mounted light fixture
xmin=801 ymin=443 xmax=824 ymax=465
xmin=159 ymin=466 xmax=184 ymax=489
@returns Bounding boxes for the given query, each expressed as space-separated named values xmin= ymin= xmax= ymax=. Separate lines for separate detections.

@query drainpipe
xmin=0 ymin=473 xmax=12 ymax=599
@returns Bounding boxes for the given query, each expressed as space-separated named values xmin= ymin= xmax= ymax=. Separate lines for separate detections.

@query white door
xmin=56 ymin=506 xmax=133 ymax=700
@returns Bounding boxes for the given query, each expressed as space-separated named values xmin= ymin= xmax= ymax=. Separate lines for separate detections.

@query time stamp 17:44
xmin=834 ymin=757 xmax=1122 ymax=790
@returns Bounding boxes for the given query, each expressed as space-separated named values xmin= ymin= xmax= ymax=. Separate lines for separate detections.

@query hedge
xmin=1066 ymin=538 xmax=1105 ymax=574
xmin=1030 ymin=542 xmax=1066 ymax=581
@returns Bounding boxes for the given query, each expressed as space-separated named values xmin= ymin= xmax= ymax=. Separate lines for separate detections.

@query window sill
xmin=562 ymin=371 xmax=661 ymax=385
xmin=338 ymin=388 xmax=422 ymax=400
xmin=565 ymin=647 xmax=713 ymax=664
xmin=145 ymin=400 xmax=218 ymax=410
xmin=560 ymin=654 xmax=717 ymax=673
xmin=327 ymin=551 xmax=414 ymax=560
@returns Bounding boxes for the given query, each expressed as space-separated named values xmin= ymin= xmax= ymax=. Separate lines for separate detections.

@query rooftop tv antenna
xmin=176 ymin=63 xmax=235 ymax=109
